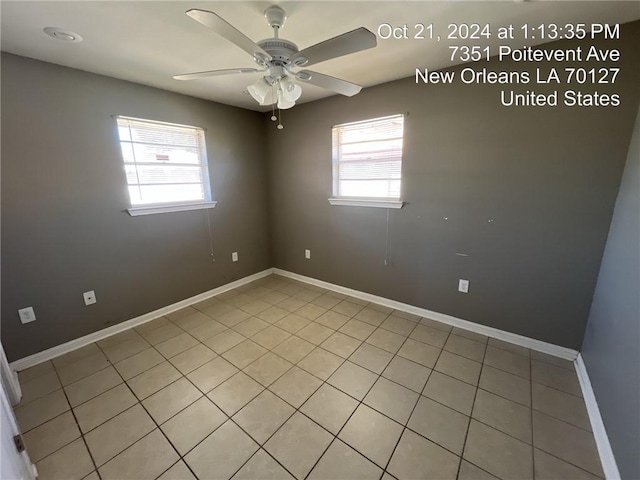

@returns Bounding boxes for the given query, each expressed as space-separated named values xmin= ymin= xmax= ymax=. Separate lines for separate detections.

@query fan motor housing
xmin=258 ymin=39 xmax=298 ymax=64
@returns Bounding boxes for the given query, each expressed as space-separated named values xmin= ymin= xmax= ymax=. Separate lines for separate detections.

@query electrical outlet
xmin=305 ymin=249 xmax=311 ymax=259
xmin=458 ymin=279 xmax=469 ymax=293
xmin=232 ymin=252 xmax=238 ymax=262
xmin=18 ymin=307 xmax=36 ymax=324
xmin=83 ymin=290 xmax=97 ymax=306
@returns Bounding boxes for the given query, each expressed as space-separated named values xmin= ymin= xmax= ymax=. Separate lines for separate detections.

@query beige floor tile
xmin=298 ymin=347 xmax=344 ymax=380
xmin=364 ymin=377 xmax=419 ymax=425
xmin=265 ymin=412 xmax=333 ymax=479
xmin=408 ymin=396 xmax=469 ymax=454
xmin=321 ymin=331 xmax=362 ymax=358
xmin=296 ymin=322 xmax=334 ymax=345
xmin=532 ymin=411 xmax=603 ymax=476
xmin=244 ymin=352 xmax=293 ymax=386
xmin=355 ymin=307 xmax=389 ymax=327
xmin=256 ymin=305 xmax=290 ymax=323
xmin=65 ymin=366 xmax=122 ymax=407
xmin=277 ymin=297 xmax=307 ymax=313
xmin=135 ymin=317 xmax=171 ymax=336
xmin=169 ymin=343 xmax=216 ymax=375
xmin=316 ymin=310 xmax=351 ymax=330
xmin=35 ymin=438 xmax=94 ymax=480
xmin=349 ymin=343 xmax=393 ymax=374
xmin=15 ymin=389 xmax=70 ymax=432
xmin=19 ymin=371 xmax=61 ymax=404
xmin=484 ymin=346 xmax=531 ymax=379
xmin=338 ymin=404 xmax=403 ymax=468
xmin=463 ymin=420 xmax=533 ymax=480
xmin=198 ymin=301 xmax=234 ymax=319
xmin=308 ymin=439 xmax=383 ymax=480
xmin=233 ymin=317 xmax=270 ymax=337
xmin=161 ymin=397 xmax=226 ymax=455
xmin=218 ymin=308 xmax=252 ymax=327
xmin=73 ymin=384 xmax=138 ymax=433
xmin=532 ymin=360 xmax=582 ymax=397
xmin=296 ymin=303 xmax=328 ymax=321
xmin=157 ymin=461 xmax=197 ymax=480
xmin=222 ymin=340 xmax=268 ymax=369
xmin=167 ymin=307 xmax=210 ymax=330
xmin=272 ymin=335 xmax=316 ymax=364
xmin=102 ymin=335 xmax=151 ymax=364
xmin=410 ymin=324 xmax=450 ymax=348
xmin=382 ymin=355 xmax=431 ymax=393
xmin=294 ymin=289 xmax=323 ymax=303
xmin=188 ymin=319 xmax=228 ymax=342
xmin=328 ymin=361 xmax=378 ymax=400
xmin=240 ymin=299 xmax=271 ymax=316
xmin=366 ymin=328 xmax=406 ymax=354
xmin=229 ymin=293 xmax=258 ymax=307
xmin=85 ymin=403 xmax=155 ymax=465
xmin=301 ymin=384 xmax=358 ymax=434
xmin=18 ymin=361 xmax=54 ymax=384
xmin=208 ymin=371 xmax=264 ymax=415
xmin=99 ymin=429 xmax=179 ymax=480
xmin=203 ymin=329 xmax=246 ymax=354
xmin=333 ymin=299 xmax=366 ymax=317
xmin=187 ymin=356 xmax=238 ymax=393
xmin=488 ymin=338 xmax=530 ymax=358
xmin=251 ymin=325 xmax=291 ymax=350
xmin=380 ymin=315 xmax=417 ymax=336
xmin=127 ymin=361 xmax=181 ymax=400
xmin=533 ymin=448 xmax=602 ymax=480
xmin=311 ymin=293 xmax=342 ymax=310
xmin=97 ymin=330 xmax=141 ymax=351
xmin=452 ymin=328 xmax=488 ymax=343
xmin=83 ymin=471 xmax=100 ymax=480
xmin=472 ymin=389 xmax=532 ymax=443
xmin=435 ymin=351 xmax=482 ymax=385
xmin=56 ymin=351 xmax=110 ymax=386
xmin=531 ymin=351 xmax=574 ymax=371
xmin=397 ymin=338 xmax=441 ymax=368
xmin=269 ymin=366 xmax=323 ymax=408
xmin=155 ymin=332 xmax=199 ymax=359
xmin=423 ymin=371 xmax=476 ymax=416
xmin=479 ymin=364 xmax=531 ymax=407
xmin=276 ymin=313 xmax=312 ymax=333
xmin=339 ymin=319 xmax=377 ymax=341
xmin=458 ymin=460 xmax=499 ymax=480
xmin=23 ymin=411 xmax=80 ymax=462
xmin=141 ymin=323 xmax=183 ymax=346
xmin=532 ymin=382 xmax=591 ymax=430
xmin=419 ymin=317 xmax=453 ymax=332
xmin=234 ymin=390 xmax=295 ymax=444
xmin=52 ymin=344 xmax=102 ymax=369
xmin=388 ymin=428 xmax=460 ymax=480
xmin=185 ymin=420 xmax=258 ymax=479
xmin=392 ymin=310 xmax=421 ymax=322
xmin=444 ymin=335 xmax=487 ymax=363
xmin=368 ymin=303 xmax=394 ymax=314
xmin=114 ymin=347 xmax=164 ymax=380
xmin=233 ymin=449 xmax=295 ymax=480
xmin=142 ymin=377 xmax=202 ymax=424
xmin=259 ymin=291 xmax=289 ymax=306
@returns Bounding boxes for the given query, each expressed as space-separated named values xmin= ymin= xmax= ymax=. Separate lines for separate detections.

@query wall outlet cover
xmin=18 ymin=307 xmax=36 ymax=324
xmin=83 ymin=291 xmax=97 ymax=306
xmin=232 ymin=252 xmax=239 ymax=262
xmin=305 ymin=249 xmax=311 ymax=259
xmin=458 ymin=279 xmax=470 ymax=293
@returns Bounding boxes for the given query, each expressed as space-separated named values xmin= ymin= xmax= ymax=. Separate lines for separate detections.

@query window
xmin=330 ymin=114 xmax=404 ymax=208
xmin=116 ymin=116 xmax=215 ymax=215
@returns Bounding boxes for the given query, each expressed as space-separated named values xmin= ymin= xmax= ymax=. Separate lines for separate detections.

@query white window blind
xmin=332 ymin=114 xmax=404 ymax=199
xmin=116 ymin=116 xmax=211 ymax=207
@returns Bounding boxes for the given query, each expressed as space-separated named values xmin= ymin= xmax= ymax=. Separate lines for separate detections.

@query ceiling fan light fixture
xmin=247 ymin=78 xmax=272 ymax=103
xmin=280 ymin=77 xmax=302 ymax=102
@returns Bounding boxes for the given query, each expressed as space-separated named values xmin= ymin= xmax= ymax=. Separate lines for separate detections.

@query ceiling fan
xmin=174 ymin=6 xmax=377 ymax=116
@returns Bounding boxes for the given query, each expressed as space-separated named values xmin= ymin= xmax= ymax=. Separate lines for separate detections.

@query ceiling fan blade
xmin=173 ymin=68 xmax=260 ymax=81
xmin=186 ymin=9 xmax=271 ymax=62
xmin=292 ymin=28 xmax=376 ymax=67
xmin=297 ymin=70 xmax=362 ymax=97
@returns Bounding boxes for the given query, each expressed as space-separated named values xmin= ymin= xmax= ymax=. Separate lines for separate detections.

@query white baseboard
xmin=10 ymin=269 xmax=273 ymax=372
xmin=574 ymin=354 xmax=621 ymax=480
xmin=274 ymin=268 xmax=579 ymax=360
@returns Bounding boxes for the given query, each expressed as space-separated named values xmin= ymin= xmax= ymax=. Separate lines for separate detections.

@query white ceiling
xmin=2 ymin=1 xmax=639 ymax=111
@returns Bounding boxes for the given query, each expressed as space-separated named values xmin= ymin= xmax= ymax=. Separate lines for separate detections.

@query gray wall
xmin=581 ymin=106 xmax=640 ymax=480
xmin=1 ymin=53 xmax=271 ymax=361
xmin=267 ymin=22 xmax=640 ymax=350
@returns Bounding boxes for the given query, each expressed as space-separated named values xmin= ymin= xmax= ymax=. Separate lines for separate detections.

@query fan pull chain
xmin=277 ymin=107 xmax=283 ymax=129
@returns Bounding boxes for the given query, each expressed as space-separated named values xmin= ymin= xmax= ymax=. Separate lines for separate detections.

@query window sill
xmin=127 ymin=201 xmax=217 ymax=216
xmin=328 ymin=198 xmax=404 ymax=209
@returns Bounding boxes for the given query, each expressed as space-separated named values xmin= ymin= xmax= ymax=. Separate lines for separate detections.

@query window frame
xmin=115 ymin=115 xmax=217 ymax=216
xmin=329 ymin=114 xmax=405 ymax=209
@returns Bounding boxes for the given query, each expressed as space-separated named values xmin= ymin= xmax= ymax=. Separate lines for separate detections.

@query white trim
xmin=127 ymin=201 xmax=217 ymax=217
xmin=574 ymin=354 xmax=620 ymax=480
xmin=1 ymin=346 xmax=21 ymax=405
xmin=328 ymin=198 xmax=404 ymax=209
xmin=273 ymin=268 xmax=578 ymax=360
xmin=9 ymin=269 xmax=272 ymax=372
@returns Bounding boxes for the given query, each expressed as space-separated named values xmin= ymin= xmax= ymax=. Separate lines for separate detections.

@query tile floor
xmin=14 ymin=274 xmax=604 ymax=480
